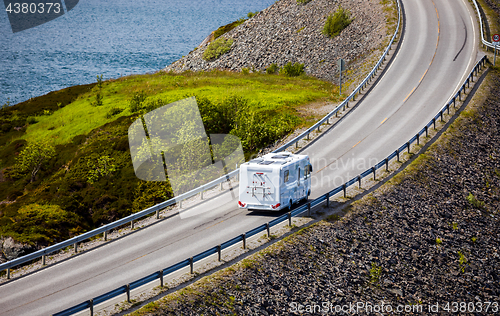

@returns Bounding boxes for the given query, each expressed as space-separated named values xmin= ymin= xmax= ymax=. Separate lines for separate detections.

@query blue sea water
xmin=0 ymin=0 xmax=275 ymax=106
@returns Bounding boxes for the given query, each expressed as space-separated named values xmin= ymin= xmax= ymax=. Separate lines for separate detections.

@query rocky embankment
xmin=163 ymin=0 xmax=389 ymax=82
xmin=134 ymin=68 xmax=500 ymax=315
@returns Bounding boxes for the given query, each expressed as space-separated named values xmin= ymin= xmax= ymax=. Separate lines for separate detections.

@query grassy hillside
xmin=0 ymin=70 xmax=337 ymax=246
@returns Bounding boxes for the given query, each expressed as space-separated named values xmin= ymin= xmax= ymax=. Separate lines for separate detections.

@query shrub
xmin=323 ymin=5 xmax=353 ymax=38
xmin=241 ymin=67 xmax=250 ymax=75
xmin=297 ymin=0 xmax=312 ymax=4
xmin=203 ymin=37 xmax=234 ymax=61
xmin=247 ymin=11 xmax=259 ymax=18
xmin=466 ymin=192 xmax=485 ymax=209
xmin=129 ymin=91 xmax=147 ymax=112
xmin=26 ymin=116 xmax=38 ymax=125
xmin=280 ymin=62 xmax=305 ymax=77
xmin=266 ymin=63 xmax=278 ymax=74
xmin=105 ymin=107 xmax=124 ymax=118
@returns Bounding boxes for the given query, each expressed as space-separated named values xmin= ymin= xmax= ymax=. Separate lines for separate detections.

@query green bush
xmin=247 ymin=11 xmax=259 ymax=18
xmin=203 ymin=37 xmax=234 ymax=61
xmin=280 ymin=62 xmax=305 ymax=77
xmin=323 ymin=5 xmax=353 ymax=38
xmin=266 ymin=63 xmax=278 ymax=74
xmin=129 ymin=91 xmax=147 ymax=112
xmin=26 ymin=116 xmax=38 ymax=125
xmin=105 ymin=107 xmax=124 ymax=119
xmin=241 ymin=67 xmax=250 ymax=75
xmin=297 ymin=0 xmax=312 ymax=4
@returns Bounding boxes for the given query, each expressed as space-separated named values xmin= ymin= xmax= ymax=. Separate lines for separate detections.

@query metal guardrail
xmin=472 ymin=0 xmax=497 ymax=49
xmin=54 ymin=54 xmax=488 ymax=316
xmin=0 ymin=0 xmax=403 ymax=277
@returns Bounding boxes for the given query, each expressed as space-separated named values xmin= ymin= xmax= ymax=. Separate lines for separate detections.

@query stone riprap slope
xmin=163 ymin=0 xmax=389 ymax=82
xmin=134 ymin=69 xmax=500 ymax=315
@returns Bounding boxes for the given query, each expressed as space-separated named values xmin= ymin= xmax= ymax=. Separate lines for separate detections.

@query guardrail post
xmin=218 ymin=245 xmax=222 ymax=261
xmin=179 ymin=200 xmax=182 ymax=209
xmin=459 ymin=89 xmax=462 ymax=101
xmin=433 ymin=118 xmax=436 ymax=129
xmin=417 ymin=133 xmax=420 ymax=145
xmin=130 ymin=220 xmax=134 ymax=230
xmin=288 ymin=212 xmax=292 ymax=226
xmin=42 ymin=255 xmax=46 ymax=266
xmin=156 ymin=209 xmax=160 ymax=219
xmin=159 ymin=270 xmax=164 ymax=287
xmin=353 ymin=93 xmax=356 ymax=102
xmin=220 ymin=182 xmax=223 ymax=191
xmin=295 ymin=141 xmax=299 ymax=148
xmin=343 ymin=184 xmax=347 ymax=198
xmin=200 ymin=191 xmax=204 ymax=200
xmin=126 ymin=284 xmax=131 ymax=302
xmin=104 ymin=230 xmax=108 ymax=241
xmin=407 ymin=142 xmax=410 ymax=154
xmin=6 ymin=268 xmax=10 ymax=279
xmin=336 ymin=111 xmax=338 ymax=117
xmin=358 ymin=176 xmax=362 ymax=188
xmin=425 ymin=126 xmax=428 ymax=137
xmin=242 ymin=233 xmax=246 ymax=249
xmin=453 ymin=97 xmax=456 ymax=108
xmin=326 ymin=192 xmax=330 ymax=207
xmin=396 ymin=149 xmax=400 ymax=162
xmin=89 ymin=299 xmax=93 ymax=316
xmin=266 ymin=223 xmax=270 ymax=238
xmin=307 ymin=202 xmax=311 ymax=216
xmin=467 ymin=78 xmax=470 ymax=88
xmin=372 ymin=167 xmax=376 ymax=181
xmin=307 ymin=133 xmax=310 ymax=140
xmin=190 ymin=257 xmax=194 ymax=274
xmin=447 ymin=104 xmax=450 ymax=115
xmin=74 ymin=243 xmax=78 ymax=253
xmin=440 ymin=111 xmax=444 ymax=122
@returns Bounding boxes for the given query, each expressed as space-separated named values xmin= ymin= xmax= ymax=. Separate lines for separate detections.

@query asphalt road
xmin=0 ymin=0 xmax=479 ymax=315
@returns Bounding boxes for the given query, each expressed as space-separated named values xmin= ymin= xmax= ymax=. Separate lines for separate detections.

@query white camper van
xmin=238 ymin=152 xmax=312 ymax=211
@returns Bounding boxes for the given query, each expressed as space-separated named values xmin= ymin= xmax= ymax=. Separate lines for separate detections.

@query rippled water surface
xmin=0 ymin=0 xmax=275 ymax=105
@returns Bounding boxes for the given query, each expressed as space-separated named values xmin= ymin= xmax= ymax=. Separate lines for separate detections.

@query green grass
xmin=21 ymin=71 xmax=335 ymax=147
xmin=0 ymin=70 xmax=336 ymax=245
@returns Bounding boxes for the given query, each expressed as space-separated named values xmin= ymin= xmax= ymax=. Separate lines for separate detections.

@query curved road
xmin=0 ymin=0 xmax=479 ymax=315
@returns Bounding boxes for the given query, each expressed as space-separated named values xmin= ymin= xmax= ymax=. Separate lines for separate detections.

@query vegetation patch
xmin=203 ymin=37 xmax=234 ymax=61
xmin=0 ymin=71 xmax=335 ymax=245
xmin=279 ymin=62 xmax=305 ymax=77
xmin=323 ymin=5 xmax=353 ymax=38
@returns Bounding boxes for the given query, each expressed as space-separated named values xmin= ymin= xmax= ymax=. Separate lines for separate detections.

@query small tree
xmin=16 ymin=141 xmax=56 ymax=183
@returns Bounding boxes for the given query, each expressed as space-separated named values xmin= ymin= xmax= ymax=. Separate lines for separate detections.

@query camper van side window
xmin=284 ymin=170 xmax=289 ymax=183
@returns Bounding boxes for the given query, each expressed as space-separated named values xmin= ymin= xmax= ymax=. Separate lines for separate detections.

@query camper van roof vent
xmin=271 ymin=154 xmax=290 ymax=159
xmin=249 ymin=158 xmax=263 ymax=164
xmin=259 ymin=160 xmax=274 ymax=165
